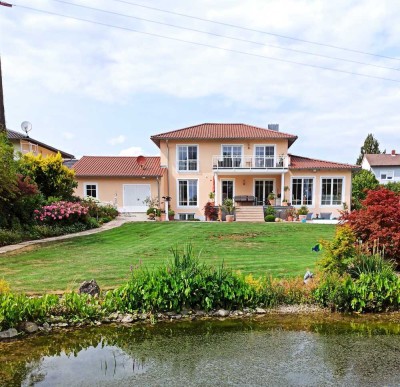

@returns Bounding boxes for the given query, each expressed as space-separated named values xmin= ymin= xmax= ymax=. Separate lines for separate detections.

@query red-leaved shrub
xmin=342 ymin=188 xmax=400 ymax=266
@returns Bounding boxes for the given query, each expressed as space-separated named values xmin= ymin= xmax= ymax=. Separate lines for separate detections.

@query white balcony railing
xmin=212 ymin=155 xmax=287 ymax=170
xmin=20 ymin=141 xmax=39 ymax=155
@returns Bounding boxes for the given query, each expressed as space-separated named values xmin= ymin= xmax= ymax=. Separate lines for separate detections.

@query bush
xmin=264 ymin=206 xmax=276 ymax=217
xmin=81 ymin=197 xmax=118 ymax=221
xmin=104 ymin=245 xmax=258 ymax=313
xmin=265 ymin=215 xmax=275 ymax=222
xmin=342 ymin=187 xmax=400 ymax=266
xmin=0 ymin=229 xmax=23 ymax=246
xmin=34 ymin=201 xmax=89 ymax=225
xmin=318 ymin=225 xmax=357 ymax=275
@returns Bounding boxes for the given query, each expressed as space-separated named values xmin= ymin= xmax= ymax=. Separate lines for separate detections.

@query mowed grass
xmin=0 ymin=222 xmax=335 ymax=293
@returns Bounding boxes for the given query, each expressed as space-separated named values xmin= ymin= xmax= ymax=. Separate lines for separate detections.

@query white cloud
xmin=62 ymin=131 xmax=75 ymax=140
xmin=119 ymin=146 xmax=144 ymax=156
xmin=1 ymin=0 xmax=400 ymax=162
xmin=109 ymin=135 xmax=126 ymax=146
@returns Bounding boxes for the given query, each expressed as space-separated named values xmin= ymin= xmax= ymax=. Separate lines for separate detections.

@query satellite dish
xmin=21 ymin=121 xmax=32 ymax=136
xmin=137 ymin=155 xmax=146 ymax=169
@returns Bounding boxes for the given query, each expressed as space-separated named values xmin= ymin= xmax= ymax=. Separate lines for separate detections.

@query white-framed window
xmin=291 ymin=177 xmax=314 ymax=206
xmin=177 ymin=145 xmax=198 ymax=171
xmin=255 ymin=145 xmax=275 ymax=167
xmin=221 ymin=180 xmax=234 ymax=201
xmin=321 ymin=177 xmax=344 ymax=206
xmin=178 ymin=179 xmax=198 ymax=206
xmin=84 ymin=183 xmax=98 ymax=199
xmin=380 ymin=170 xmax=394 ymax=180
xmin=221 ymin=145 xmax=243 ymax=167
xmin=179 ymin=213 xmax=195 ymax=220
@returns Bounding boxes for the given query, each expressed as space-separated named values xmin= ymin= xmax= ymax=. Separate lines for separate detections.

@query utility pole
xmin=0 ymin=56 xmax=6 ymax=133
xmin=0 ymin=2 xmax=12 ymax=131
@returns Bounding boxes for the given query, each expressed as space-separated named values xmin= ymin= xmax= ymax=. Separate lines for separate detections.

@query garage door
xmin=123 ymin=184 xmax=151 ymax=212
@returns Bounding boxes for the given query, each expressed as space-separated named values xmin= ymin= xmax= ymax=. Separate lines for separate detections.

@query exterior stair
xmin=235 ymin=206 xmax=265 ymax=222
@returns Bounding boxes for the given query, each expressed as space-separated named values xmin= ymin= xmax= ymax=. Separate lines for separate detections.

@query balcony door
xmin=222 ymin=145 xmax=242 ymax=168
xmin=255 ymin=146 xmax=275 ymax=168
xmin=254 ymin=180 xmax=274 ymax=206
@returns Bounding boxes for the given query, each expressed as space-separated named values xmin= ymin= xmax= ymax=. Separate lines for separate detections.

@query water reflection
xmin=0 ymin=313 xmax=399 ymax=386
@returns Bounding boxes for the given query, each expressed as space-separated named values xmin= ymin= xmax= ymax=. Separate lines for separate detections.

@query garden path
xmin=0 ymin=216 xmax=136 ymax=255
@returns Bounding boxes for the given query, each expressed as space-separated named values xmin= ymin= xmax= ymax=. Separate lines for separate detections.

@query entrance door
xmin=123 ymin=184 xmax=151 ymax=212
xmin=254 ymin=180 xmax=274 ymax=205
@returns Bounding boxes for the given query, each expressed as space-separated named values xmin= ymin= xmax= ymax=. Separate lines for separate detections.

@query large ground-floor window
xmin=178 ymin=180 xmax=198 ymax=206
xmin=254 ymin=180 xmax=274 ymax=205
xmin=292 ymin=178 xmax=313 ymax=206
xmin=321 ymin=178 xmax=343 ymax=205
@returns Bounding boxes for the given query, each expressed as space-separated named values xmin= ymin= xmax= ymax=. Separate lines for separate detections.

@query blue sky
xmin=1 ymin=0 xmax=400 ymax=162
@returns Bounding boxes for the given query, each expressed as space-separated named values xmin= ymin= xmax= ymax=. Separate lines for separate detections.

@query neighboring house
xmin=74 ymin=123 xmax=359 ymax=220
xmin=361 ymin=150 xmax=400 ymax=184
xmin=73 ymin=156 xmax=165 ymax=212
xmin=7 ymin=128 xmax=75 ymax=159
xmin=150 ymin=123 xmax=359 ymax=220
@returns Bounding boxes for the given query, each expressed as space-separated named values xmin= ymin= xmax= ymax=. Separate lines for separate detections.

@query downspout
xmin=157 ymin=176 xmax=160 ymax=208
xmin=166 ymin=139 xmax=170 ymax=197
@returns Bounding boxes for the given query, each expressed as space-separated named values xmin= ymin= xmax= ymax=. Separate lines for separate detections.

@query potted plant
xmin=297 ymin=205 xmax=309 ymax=222
xmin=155 ymin=208 xmax=161 ymax=221
xmin=285 ymin=207 xmax=296 ymax=222
xmin=282 ymin=186 xmax=289 ymax=206
xmin=204 ymin=201 xmax=218 ymax=221
xmin=160 ymin=210 xmax=167 ymax=222
xmin=168 ymin=209 xmax=175 ymax=221
xmin=222 ymin=198 xmax=235 ymax=222
xmin=268 ymin=192 xmax=276 ymax=205
xmin=146 ymin=207 xmax=156 ymax=220
xmin=208 ymin=191 xmax=215 ymax=203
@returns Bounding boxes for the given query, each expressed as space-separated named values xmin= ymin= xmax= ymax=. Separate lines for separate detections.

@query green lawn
xmin=0 ymin=222 xmax=335 ymax=293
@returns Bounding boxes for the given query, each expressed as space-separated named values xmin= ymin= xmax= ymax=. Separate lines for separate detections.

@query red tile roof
xmin=289 ymin=154 xmax=359 ymax=170
xmin=7 ymin=129 xmax=75 ymax=159
xmin=364 ymin=153 xmax=400 ymax=167
xmin=73 ymin=156 xmax=164 ymax=177
xmin=151 ymin=123 xmax=298 ymax=147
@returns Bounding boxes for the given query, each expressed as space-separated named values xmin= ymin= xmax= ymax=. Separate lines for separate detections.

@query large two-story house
xmin=74 ymin=123 xmax=359 ymax=220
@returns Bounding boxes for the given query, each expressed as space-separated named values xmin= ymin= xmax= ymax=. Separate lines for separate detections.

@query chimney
xmin=268 ymin=124 xmax=279 ymax=131
xmin=392 ymin=150 xmax=396 ymax=156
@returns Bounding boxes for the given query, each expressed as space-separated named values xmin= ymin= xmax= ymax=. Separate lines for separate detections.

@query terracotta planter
xmin=282 ymin=202 xmax=288 ymax=206
xmin=160 ymin=213 xmax=167 ymax=221
xmin=225 ymin=214 xmax=235 ymax=222
xmin=287 ymin=216 xmax=293 ymax=222
xmin=168 ymin=215 xmax=174 ymax=221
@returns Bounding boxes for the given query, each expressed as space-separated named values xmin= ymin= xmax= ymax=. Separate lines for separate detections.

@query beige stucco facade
xmin=158 ymin=138 xmax=352 ymax=220
xmin=75 ymin=176 xmax=161 ymax=213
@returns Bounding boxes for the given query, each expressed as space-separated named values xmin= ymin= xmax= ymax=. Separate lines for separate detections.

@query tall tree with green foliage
xmin=356 ymin=133 xmax=384 ymax=165
xmin=18 ymin=152 xmax=77 ymax=199
xmin=0 ymin=131 xmax=17 ymax=204
xmin=351 ymin=169 xmax=379 ymax=210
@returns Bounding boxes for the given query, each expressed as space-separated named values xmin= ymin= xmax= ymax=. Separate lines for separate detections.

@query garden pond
xmin=1 ymin=312 xmax=399 ymax=386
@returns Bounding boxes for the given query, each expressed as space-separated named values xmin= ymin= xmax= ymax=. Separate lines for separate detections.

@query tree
xmin=0 ymin=131 xmax=18 ymax=205
xmin=356 ymin=133 xmax=384 ymax=165
xmin=351 ymin=169 xmax=379 ymax=210
xmin=342 ymin=187 xmax=400 ymax=267
xmin=18 ymin=152 xmax=77 ymax=199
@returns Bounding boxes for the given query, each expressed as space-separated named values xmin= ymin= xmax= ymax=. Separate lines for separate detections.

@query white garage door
xmin=123 ymin=184 xmax=151 ymax=212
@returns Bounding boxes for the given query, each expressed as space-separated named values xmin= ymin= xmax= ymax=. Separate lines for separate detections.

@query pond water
xmin=1 ymin=313 xmax=399 ymax=386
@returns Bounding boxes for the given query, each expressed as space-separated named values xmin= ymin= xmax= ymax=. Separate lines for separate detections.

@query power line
xmin=8 ymin=3 xmax=400 ymax=84
xmin=110 ymin=0 xmax=400 ymax=62
xmin=48 ymin=0 xmax=400 ymax=73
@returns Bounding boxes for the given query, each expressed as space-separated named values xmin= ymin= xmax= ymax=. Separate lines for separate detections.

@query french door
xmin=254 ymin=180 xmax=274 ymax=205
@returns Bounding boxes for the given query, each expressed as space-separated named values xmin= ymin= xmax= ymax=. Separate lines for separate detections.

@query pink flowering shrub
xmin=34 ymin=201 xmax=89 ymax=225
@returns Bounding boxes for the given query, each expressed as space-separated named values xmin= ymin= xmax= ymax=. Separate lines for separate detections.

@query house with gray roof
xmin=361 ymin=150 xmax=400 ymax=183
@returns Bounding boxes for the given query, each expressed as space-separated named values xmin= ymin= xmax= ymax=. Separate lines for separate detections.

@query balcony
xmin=212 ymin=155 xmax=288 ymax=171
xmin=20 ymin=140 xmax=39 ymax=155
